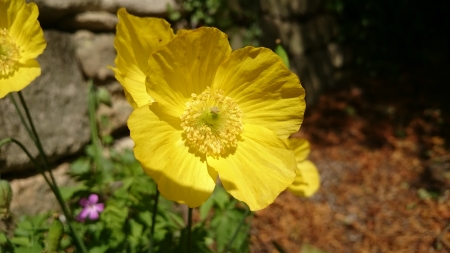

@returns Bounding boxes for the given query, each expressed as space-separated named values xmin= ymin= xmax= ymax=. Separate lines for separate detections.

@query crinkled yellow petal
xmin=175 ymin=29 xmax=192 ymax=37
xmin=213 ymin=47 xmax=305 ymax=139
xmin=284 ymin=138 xmax=310 ymax=162
xmin=146 ymin=27 xmax=232 ymax=117
xmin=288 ymin=160 xmax=320 ymax=197
xmin=9 ymin=1 xmax=46 ymax=62
xmin=0 ymin=59 xmax=40 ymax=98
xmin=128 ymin=103 xmax=217 ymax=207
xmin=207 ymin=124 xmax=296 ymax=211
xmin=112 ymin=8 xmax=175 ymax=108
xmin=0 ymin=0 xmax=23 ymax=29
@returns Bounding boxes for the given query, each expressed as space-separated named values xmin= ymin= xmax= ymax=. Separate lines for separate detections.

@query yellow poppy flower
xmin=126 ymin=25 xmax=306 ymax=211
xmin=0 ymin=0 xmax=46 ymax=98
xmin=128 ymin=27 xmax=305 ymax=210
xmin=285 ymin=138 xmax=320 ymax=197
xmin=111 ymin=8 xmax=175 ymax=108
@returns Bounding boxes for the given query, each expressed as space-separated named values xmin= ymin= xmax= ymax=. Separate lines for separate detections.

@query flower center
xmin=0 ymin=28 xmax=20 ymax=77
xmin=180 ymin=87 xmax=244 ymax=157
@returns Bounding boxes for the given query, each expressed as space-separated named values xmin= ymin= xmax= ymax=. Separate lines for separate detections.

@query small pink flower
xmin=76 ymin=194 xmax=104 ymax=221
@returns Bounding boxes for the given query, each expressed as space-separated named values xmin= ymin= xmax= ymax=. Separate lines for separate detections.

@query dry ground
xmin=251 ymin=76 xmax=450 ymax=253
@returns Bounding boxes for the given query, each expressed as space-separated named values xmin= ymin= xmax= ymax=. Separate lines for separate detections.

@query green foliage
xmin=168 ymin=0 xmax=261 ymax=46
xmin=2 ymin=86 xmax=252 ymax=252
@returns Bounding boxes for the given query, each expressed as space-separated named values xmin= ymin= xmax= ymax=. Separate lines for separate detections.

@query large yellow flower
xmin=0 ymin=0 xmax=46 ymax=98
xmin=285 ymin=138 xmax=320 ymax=197
xmin=113 ymin=10 xmax=306 ymax=211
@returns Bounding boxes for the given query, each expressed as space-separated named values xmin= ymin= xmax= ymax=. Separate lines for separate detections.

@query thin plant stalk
xmin=187 ymin=207 xmax=193 ymax=253
xmin=8 ymin=94 xmax=34 ymax=142
xmin=223 ymin=207 xmax=251 ymax=253
xmin=148 ymin=189 xmax=160 ymax=253
xmin=87 ymin=81 xmax=103 ymax=172
xmin=0 ymin=138 xmax=52 ymax=187
xmin=14 ymin=91 xmax=88 ymax=253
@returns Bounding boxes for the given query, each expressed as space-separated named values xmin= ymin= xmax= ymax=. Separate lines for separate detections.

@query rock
xmin=60 ymin=11 xmax=118 ymax=32
xmin=259 ymin=16 xmax=291 ymax=50
xmin=0 ymin=30 xmax=90 ymax=174
xmin=28 ymin=0 xmax=101 ymax=26
xmin=73 ymin=30 xmax=116 ymax=81
xmin=29 ymin=0 xmax=177 ymax=28
xmin=96 ymin=81 xmax=133 ymax=136
xmin=9 ymin=163 xmax=75 ymax=216
xmin=328 ymin=43 xmax=344 ymax=68
xmin=290 ymin=0 xmax=325 ymax=16
xmin=100 ymin=0 xmax=178 ymax=17
xmin=260 ymin=0 xmax=291 ymax=18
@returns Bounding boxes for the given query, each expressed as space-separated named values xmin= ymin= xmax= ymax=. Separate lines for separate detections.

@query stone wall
xmin=259 ymin=0 xmax=351 ymax=105
xmin=0 ymin=0 xmax=350 ymax=174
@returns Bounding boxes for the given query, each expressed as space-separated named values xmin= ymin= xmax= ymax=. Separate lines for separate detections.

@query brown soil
xmin=251 ymin=76 xmax=450 ymax=253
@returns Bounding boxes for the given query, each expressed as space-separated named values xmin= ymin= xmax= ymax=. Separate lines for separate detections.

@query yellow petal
xmin=128 ymin=103 xmax=217 ymax=207
xmin=284 ymin=138 xmax=310 ymax=162
xmin=288 ymin=160 xmax=320 ymax=197
xmin=0 ymin=59 xmax=40 ymax=98
xmin=207 ymin=124 xmax=296 ymax=211
xmin=0 ymin=0 xmax=23 ymax=29
xmin=146 ymin=27 xmax=232 ymax=117
xmin=213 ymin=46 xmax=305 ymax=139
xmin=112 ymin=8 xmax=175 ymax=108
xmin=9 ymin=1 xmax=46 ymax=62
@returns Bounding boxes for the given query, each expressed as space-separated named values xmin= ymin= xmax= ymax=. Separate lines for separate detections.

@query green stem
xmin=8 ymin=94 xmax=34 ymax=142
xmin=223 ymin=208 xmax=251 ymax=253
xmin=0 ymin=138 xmax=52 ymax=187
xmin=87 ymin=81 xmax=102 ymax=172
xmin=15 ymin=91 xmax=88 ymax=253
xmin=187 ymin=207 xmax=193 ymax=253
xmin=148 ymin=189 xmax=160 ymax=253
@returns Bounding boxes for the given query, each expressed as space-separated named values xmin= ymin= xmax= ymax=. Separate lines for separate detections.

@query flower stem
xmin=0 ymin=138 xmax=52 ymax=187
xmin=187 ymin=207 xmax=193 ymax=253
xmin=223 ymin=207 xmax=251 ymax=253
xmin=148 ymin=189 xmax=160 ymax=253
xmin=87 ymin=81 xmax=103 ymax=172
xmin=15 ymin=91 xmax=88 ymax=253
xmin=8 ymin=94 xmax=34 ymax=142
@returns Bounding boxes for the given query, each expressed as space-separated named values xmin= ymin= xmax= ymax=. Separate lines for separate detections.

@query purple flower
xmin=76 ymin=194 xmax=104 ymax=221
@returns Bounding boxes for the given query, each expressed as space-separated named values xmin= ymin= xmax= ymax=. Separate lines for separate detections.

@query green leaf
xmin=89 ymin=245 xmax=109 ymax=253
xmin=275 ymin=44 xmax=290 ymax=68
xmin=199 ymin=196 xmax=215 ymax=220
xmin=213 ymin=187 xmax=230 ymax=210
xmin=70 ymin=158 xmax=91 ymax=176
xmin=0 ymin=232 xmax=7 ymax=244
xmin=10 ymin=237 xmax=30 ymax=247
xmin=59 ymin=185 xmax=87 ymax=201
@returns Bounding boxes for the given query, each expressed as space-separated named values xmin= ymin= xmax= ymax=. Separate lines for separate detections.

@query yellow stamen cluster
xmin=0 ymin=28 xmax=20 ymax=77
xmin=180 ymin=87 xmax=244 ymax=157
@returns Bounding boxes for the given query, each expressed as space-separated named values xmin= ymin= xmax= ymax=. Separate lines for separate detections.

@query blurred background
xmin=1 ymin=0 xmax=450 ymax=252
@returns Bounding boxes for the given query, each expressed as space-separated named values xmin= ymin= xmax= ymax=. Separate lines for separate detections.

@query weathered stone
xmin=260 ymin=0 xmax=292 ymax=18
xmin=100 ymin=0 xmax=178 ymax=17
xmin=28 ymin=0 xmax=101 ymax=25
xmin=29 ymin=0 xmax=176 ymax=28
xmin=96 ymin=81 xmax=133 ymax=136
xmin=289 ymin=0 xmax=325 ymax=16
xmin=60 ymin=11 xmax=118 ymax=32
xmin=0 ymin=31 xmax=90 ymax=174
xmin=289 ymin=15 xmax=339 ymax=55
xmin=259 ymin=16 xmax=291 ymax=50
xmin=9 ymin=163 xmax=74 ymax=216
xmin=328 ymin=43 xmax=344 ymax=68
xmin=73 ymin=30 xmax=115 ymax=81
